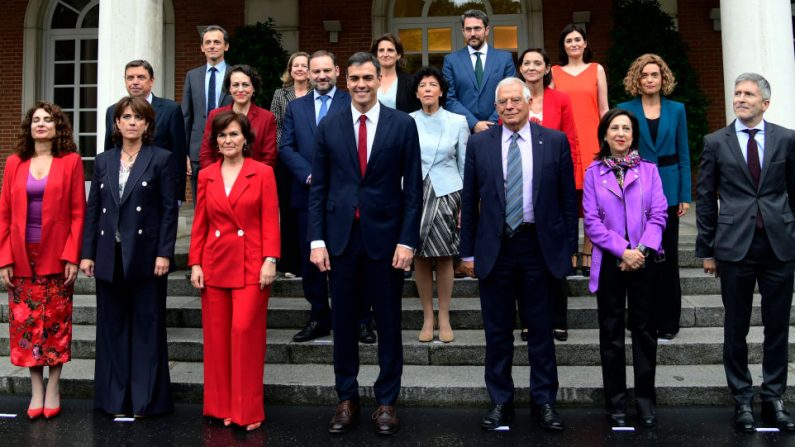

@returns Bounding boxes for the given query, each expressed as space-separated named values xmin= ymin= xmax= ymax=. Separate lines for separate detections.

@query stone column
xmin=720 ymin=0 xmax=795 ymax=127
xmin=96 ymin=0 xmax=164 ymax=152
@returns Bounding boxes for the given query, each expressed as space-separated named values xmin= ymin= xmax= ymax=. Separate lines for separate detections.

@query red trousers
xmin=202 ymin=284 xmax=269 ymax=426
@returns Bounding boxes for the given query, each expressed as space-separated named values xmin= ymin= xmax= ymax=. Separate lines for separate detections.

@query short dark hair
xmin=596 ymin=108 xmax=640 ymax=159
xmin=209 ymin=110 xmax=254 ymax=158
xmin=461 ymin=9 xmax=489 ymax=27
xmin=309 ymin=50 xmax=337 ymax=66
xmin=200 ymin=24 xmax=229 ymax=43
xmin=112 ymin=96 xmax=156 ymax=146
xmin=412 ymin=67 xmax=448 ymax=106
xmin=557 ymin=24 xmax=593 ymax=65
xmin=124 ymin=59 xmax=154 ymax=79
xmin=223 ymin=64 xmax=262 ymax=95
xmin=370 ymin=33 xmax=406 ymax=70
xmin=347 ymin=52 xmax=381 ymax=77
xmin=15 ymin=102 xmax=78 ymax=160
xmin=518 ymin=48 xmax=552 ymax=87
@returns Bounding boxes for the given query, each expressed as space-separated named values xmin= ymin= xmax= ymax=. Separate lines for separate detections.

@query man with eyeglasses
xmin=442 ymin=9 xmax=516 ymax=134
xmin=104 ymin=59 xmax=187 ymax=203
xmin=459 ymin=77 xmax=577 ymax=432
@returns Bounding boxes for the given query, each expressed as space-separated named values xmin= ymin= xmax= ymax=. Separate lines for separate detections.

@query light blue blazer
xmin=442 ymin=46 xmax=516 ymax=130
xmin=410 ymin=108 xmax=469 ymax=197
xmin=617 ymin=97 xmax=692 ymax=206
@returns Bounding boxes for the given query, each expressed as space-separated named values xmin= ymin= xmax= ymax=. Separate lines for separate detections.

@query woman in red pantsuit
xmin=189 ymin=110 xmax=280 ymax=431
xmin=0 ymin=102 xmax=85 ymax=420
xmin=198 ymin=64 xmax=277 ymax=169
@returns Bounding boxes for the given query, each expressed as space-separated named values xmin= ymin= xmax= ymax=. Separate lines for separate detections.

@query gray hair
xmin=461 ymin=9 xmax=489 ymax=27
xmin=495 ymin=77 xmax=532 ymax=103
xmin=735 ymin=72 xmax=771 ymax=100
xmin=201 ymin=25 xmax=229 ymax=44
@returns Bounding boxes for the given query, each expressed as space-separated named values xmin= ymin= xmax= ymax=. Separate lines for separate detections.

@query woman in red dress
xmin=0 ymin=102 xmax=85 ymax=419
xmin=189 ymin=111 xmax=280 ymax=431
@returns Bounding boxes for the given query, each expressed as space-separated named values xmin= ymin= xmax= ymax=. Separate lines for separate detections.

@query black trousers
xmin=596 ymin=252 xmax=657 ymax=412
xmin=329 ymin=222 xmax=403 ymax=404
xmin=94 ymin=244 xmax=172 ymax=416
xmin=479 ymin=225 xmax=558 ymax=405
xmin=654 ymin=205 xmax=682 ymax=335
xmin=275 ymin=161 xmax=301 ymax=275
xmin=719 ymin=229 xmax=794 ymax=405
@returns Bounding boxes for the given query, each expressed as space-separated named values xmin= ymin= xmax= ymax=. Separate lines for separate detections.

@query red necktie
xmin=356 ymin=115 xmax=368 ymax=219
xmin=743 ymin=129 xmax=764 ymax=229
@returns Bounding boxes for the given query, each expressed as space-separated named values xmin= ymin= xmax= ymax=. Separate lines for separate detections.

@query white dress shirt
xmin=735 ymin=119 xmax=766 ymax=168
xmin=468 ymin=43 xmax=489 ymax=70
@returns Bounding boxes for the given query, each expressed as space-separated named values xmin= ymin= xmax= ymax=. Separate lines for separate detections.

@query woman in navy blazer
xmin=80 ymin=96 xmax=178 ymax=417
xmin=617 ymin=54 xmax=691 ymax=340
xmin=0 ymin=102 xmax=84 ymax=419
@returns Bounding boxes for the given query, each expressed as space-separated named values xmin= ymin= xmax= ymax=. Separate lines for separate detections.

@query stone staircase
xmin=0 ymin=209 xmax=792 ymax=407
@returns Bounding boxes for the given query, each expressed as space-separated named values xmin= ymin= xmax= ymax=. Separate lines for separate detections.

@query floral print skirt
xmin=8 ymin=243 xmax=73 ymax=367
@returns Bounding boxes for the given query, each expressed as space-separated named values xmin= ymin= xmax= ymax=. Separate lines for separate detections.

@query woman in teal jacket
xmin=618 ymin=54 xmax=691 ymax=340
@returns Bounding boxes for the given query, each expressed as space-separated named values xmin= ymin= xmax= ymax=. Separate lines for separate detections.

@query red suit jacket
xmin=0 ymin=152 xmax=85 ymax=276
xmin=188 ymin=157 xmax=280 ymax=288
xmin=199 ymin=104 xmax=277 ymax=169
xmin=541 ymin=87 xmax=582 ymax=189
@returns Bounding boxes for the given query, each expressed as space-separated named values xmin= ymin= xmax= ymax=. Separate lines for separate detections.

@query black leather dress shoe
xmin=762 ymin=400 xmax=795 ymax=431
xmin=533 ymin=403 xmax=564 ymax=431
xmin=734 ymin=403 xmax=756 ymax=433
xmin=520 ymin=329 xmax=528 ymax=342
xmin=658 ymin=332 xmax=677 ymax=340
xmin=553 ymin=329 xmax=568 ymax=342
xmin=359 ymin=324 xmax=377 ymax=344
xmin=481 ymin=403 xmax=514 ymax=429
xmin=292 ymin=320 xmax=330 ymax=343
xmin=608 ymin=411 xmax=628 ymax=427
xmin=636 ymin=400 xmax=657 ymax=427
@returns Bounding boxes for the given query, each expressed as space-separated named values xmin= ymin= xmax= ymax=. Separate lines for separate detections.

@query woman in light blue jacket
xmin=410 ymin=67 xmax=468 ymax=343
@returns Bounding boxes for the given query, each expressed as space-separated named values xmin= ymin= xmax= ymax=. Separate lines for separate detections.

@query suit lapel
xmin=108 ymin=149 xmax=121 ymax=206
xmin=598 ymin=165 xmax=624 ymax=199
xmin=724 ymin=122 xmax=754 ymax=187
xmin=479 ymin=51 xmax=499 ymax=93
xmin=632 ymin=99 xmax=655 ymax=152
xmin=366 ymin=105 xmax=394 ymax=177
xmin=121 ymin=147 xmax=154 ymax=204
xmin=759 ymin=121 xmax=777 ymax=187
xmin=207 ymin=162 xmax=244 ymax=229
xmin=655 ymin=99 xmax=672 ymax=152
xmin=227 ymin=159 xmax=254 ymax=209
xmin=458 ymin=49 xmax=479 ymax=92
xmin=194 ymin=69 xmax=207 ymax=113
xmin=339 ymin=109 xmax=360 ymax=177
xmin=488 ymin=126 xmax=506 ymax=210
xmin=530 ymin=123 xmax=544 ymax=207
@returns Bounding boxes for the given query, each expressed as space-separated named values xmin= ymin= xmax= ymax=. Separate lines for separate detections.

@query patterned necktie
xmin=474 ymin=52 xmax=484 ymax=89
xmin=317 ymin=95 xmax=329 ymax=124
xmin=505 ymin=133 xmax=523 ymax=235
xmin=743 ymin=128 xmax=764 ymax=229
xmin=207 ymin=67 xmax=217 ymax=113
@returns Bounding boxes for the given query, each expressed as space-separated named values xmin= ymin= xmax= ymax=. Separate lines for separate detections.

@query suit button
xmin=136 ymin=206 xmax=142 ymax=212
xmin=215 ymin=230 xmax=221 ymax=237
xmin=100 ymin=183 xmax=104 ymax=189
xmin=138 ymin=229 xmax=143 ymax=235
xmin=100 ymin=230 xmax=104 ymax=236
xmin=102 ymin=208 xmax=106 ymax=213
xmin=237 ymin=229 xmax=244 ymax=237
xmin=142 ymin=181 xmax=148 ymax=186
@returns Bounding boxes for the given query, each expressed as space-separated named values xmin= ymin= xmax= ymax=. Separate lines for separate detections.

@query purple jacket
xmin=583 ymin=159 xmax=668 ymax=293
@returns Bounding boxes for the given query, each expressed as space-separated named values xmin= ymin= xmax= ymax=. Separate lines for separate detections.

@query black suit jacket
xmin=395 ymin=70 xmax=421 ymax=114
xmin=460 ymin=122 xmax=578 ymax=278
xmin=696 ymin=120 xmax=795 ymax=261
xmin=81 ymin=146 xmax=178 ymax=282
xmin=308 ymin=104 xmax=422 ymax=259
xmin=181 ymin=65 xmax=233 ymax=161
xmin=105 ymin=95 xmax=188 ymax=200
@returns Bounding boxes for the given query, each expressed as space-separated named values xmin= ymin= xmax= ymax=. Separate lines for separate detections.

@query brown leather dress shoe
xmin=372 ymin=405 xmax=399 ymax=435
xmin=328 ymin=400 xmax=360 ymax=434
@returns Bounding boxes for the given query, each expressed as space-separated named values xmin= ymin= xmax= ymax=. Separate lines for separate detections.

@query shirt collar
xmin=735 ymin=119 xmax=765 ymax=134
xmin=502 ymin=121 xmax=531 ymax=144
xmin=314 ymin=86 xmax=337 ymax=100
xmin=145 ymin=92 xmax=153 ymax=104
xmin=351 ymin=101 xmax=381 ymax=124
xmin=207 ymin=60 xmax=226 ymax=72
xmin=468 ymin=43 xmax=489 ymax=57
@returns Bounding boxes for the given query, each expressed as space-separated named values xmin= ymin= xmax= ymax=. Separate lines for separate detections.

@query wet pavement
xmin=0 ymin=396 xmax=793 ymax=446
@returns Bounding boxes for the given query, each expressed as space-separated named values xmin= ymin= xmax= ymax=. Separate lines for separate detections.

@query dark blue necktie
xmin=207 ymin=67 xmax=217 ymax=113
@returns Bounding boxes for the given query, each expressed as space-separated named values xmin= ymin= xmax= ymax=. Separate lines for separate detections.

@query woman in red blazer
xmin=189 ymin=111 xmax=280 ymax=431
xmin=0 ymin=102 xmax=85 ymax=420
xmin=517 ymin=48 xmax=581 ymax=343
xmin=199 ymin=64 xmax=277 ymax=169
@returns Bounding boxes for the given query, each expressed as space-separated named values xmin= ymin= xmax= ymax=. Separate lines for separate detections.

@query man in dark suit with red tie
xmin=308 ymin=52 xmax=422 ymax=435
xmin=459 ymin=77 xmax=577 ymax=432
xmin=696 ymin=73 xmax=795 ymax=433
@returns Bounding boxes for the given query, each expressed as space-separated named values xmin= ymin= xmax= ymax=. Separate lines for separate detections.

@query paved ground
xmin=0 ymin=396 xmax=793 ymax=446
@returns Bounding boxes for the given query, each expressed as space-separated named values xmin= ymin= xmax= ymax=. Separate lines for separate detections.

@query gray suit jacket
xmin=181 ymin=64 xmax=232 ymax=161
xmin=696 ymin=120 xmax=795 ymax=262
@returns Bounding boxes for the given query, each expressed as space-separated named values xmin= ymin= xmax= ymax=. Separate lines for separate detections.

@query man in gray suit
xmin=181 ymin=25 xmax=233 ymax=201
xmin=696 ymin=72 xmax=795 ymax=433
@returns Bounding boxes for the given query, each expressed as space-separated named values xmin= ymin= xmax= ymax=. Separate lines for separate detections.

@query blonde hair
xmin=623 ymin=53 xmax=677 ymax=97
xmin=280 ymin=51 xmax=310 ymax=87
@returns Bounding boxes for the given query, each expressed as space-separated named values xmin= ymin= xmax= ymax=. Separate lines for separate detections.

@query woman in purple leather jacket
xmin=583 ymin=108 xmax=667 ymax=429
